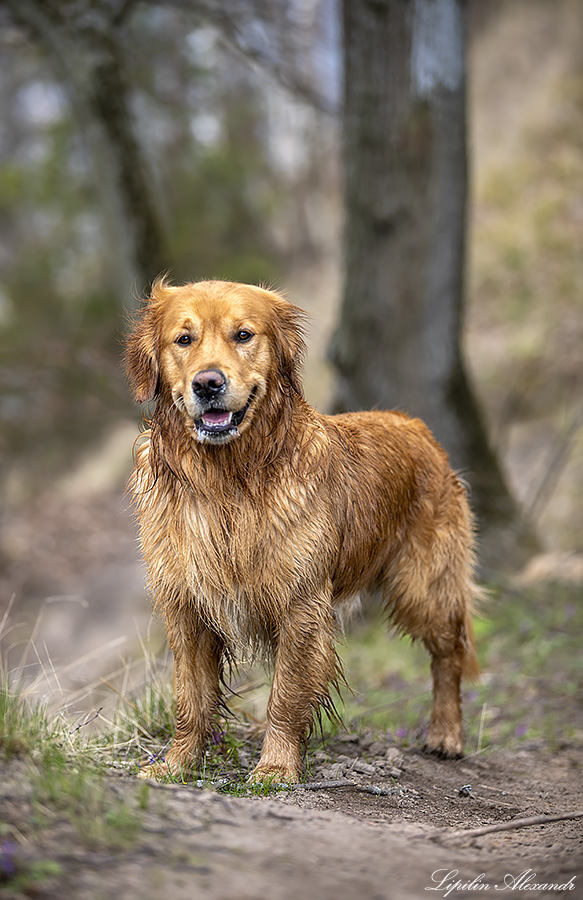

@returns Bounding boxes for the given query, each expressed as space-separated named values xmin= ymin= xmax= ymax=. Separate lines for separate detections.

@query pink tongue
xmin=203 ymin=410 xmax=231 ymax=425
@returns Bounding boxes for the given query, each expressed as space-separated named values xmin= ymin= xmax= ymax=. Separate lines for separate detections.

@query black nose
xmin=192 ymin=369 xmax=226 ymax=399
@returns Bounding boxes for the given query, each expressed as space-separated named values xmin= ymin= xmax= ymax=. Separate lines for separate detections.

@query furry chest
xmin=146 ymin=484 xmax=323 ymax=611
xmin=135 ymin=460 xmax=334 ymax=650
xmin=171 ymin=496 xmax=318 ymax=651
xmin=180 ymin=498 xmax=299 ymax=595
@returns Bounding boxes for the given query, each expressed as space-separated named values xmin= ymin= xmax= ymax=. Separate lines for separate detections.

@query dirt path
xmin=2 ymin=740 xmax=582 ymax=900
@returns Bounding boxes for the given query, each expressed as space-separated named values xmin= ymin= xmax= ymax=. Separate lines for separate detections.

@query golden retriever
xmin=126 ymin=278 xmax=479 ymax=782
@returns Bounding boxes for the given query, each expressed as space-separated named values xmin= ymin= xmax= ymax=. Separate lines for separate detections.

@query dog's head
xmin=125 ymin=278 xmax=306 ymax=445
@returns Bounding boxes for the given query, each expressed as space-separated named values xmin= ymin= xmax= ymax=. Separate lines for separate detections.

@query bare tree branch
xmin=439 ymin=809 xmax=583 ymax=842
xmin=164 ymin=0 xmax=337 ymax=114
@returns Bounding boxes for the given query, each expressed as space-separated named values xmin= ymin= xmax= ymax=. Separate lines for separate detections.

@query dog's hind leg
xmin=422 ymin=605 xmax=478 ymax=758
xmin=385 ymin=495 xmax=479 ymax=758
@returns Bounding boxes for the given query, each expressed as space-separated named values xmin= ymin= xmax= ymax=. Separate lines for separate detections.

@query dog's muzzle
xmin=193 ymin=386 xmax=257 ymax=442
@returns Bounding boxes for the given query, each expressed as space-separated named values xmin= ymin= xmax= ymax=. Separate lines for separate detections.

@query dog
xmin=125 ymin=277 xmax=480 ymax=782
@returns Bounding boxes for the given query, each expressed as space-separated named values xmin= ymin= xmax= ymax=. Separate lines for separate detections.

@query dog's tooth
xmin=202 ymin=410 xmax=233 ymax=426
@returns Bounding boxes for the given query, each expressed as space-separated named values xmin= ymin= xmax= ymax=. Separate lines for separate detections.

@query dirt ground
xmin=2 ymin=734 xmax=582 ymax=900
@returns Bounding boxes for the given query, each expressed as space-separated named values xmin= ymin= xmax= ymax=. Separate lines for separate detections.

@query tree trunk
xmin=4 ymin=0 xmax=168 ymax=298
xmin=330 ymin=0 xmax=534 ymax=564
xmin=87 ymin=26 xmax=168 ymax=291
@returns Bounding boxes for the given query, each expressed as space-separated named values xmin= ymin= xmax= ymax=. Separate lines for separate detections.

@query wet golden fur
xmin=126 ymin=278 xmax=479 ymax=781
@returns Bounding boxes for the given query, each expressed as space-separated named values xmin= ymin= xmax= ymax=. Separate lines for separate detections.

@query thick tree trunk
xmin=330 ymin=0 xmax=534 ymax=564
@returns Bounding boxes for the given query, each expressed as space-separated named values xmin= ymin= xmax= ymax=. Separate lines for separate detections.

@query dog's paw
xmin=137 ymin=762 xmax=170 ymax=780
xmin=137 ymin=759 xmax=192 ymax=782
xmin=248 ymin=763 xmax=299 ymax=785
xmin=422 ymin=734 xmax=464 ymax=760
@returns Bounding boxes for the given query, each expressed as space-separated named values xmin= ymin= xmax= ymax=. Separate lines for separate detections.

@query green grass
xmin=0 ymin=680 xmax=148 ymax=891
xmin=0 ymin=684 xmax=61 ymax=760
xmin=465 ymin=580 xmax=583 ymax=752
xmin=325 ymin=580 xmax=582 ymax=754
xmin=332 ymin=611 xmax=432 ymax=744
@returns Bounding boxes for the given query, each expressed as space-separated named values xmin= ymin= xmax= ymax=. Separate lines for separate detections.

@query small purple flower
xmin=211 ymin=729 xmax=226 ymax=746
xmin=396 ymin=727 xmax=408 ymax=739
xmin=515 ymin=724 xmax=528 ymax=739
xmin=1 ymin=841 xmax=17 ymax=878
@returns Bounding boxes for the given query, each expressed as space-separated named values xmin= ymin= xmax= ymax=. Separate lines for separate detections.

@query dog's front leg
xmin=251 ymin=592 xmax=340 ymax=783
xmin=140 ymin=610 xmax=223 ymax=779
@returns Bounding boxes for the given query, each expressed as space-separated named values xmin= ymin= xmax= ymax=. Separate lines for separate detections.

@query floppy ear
xmin=125 ymin=306 xmax=159 ymax=402
xmin=269 ymin=293 xmax=307 ymax=396
xmin=124 ymin=278 xmax=172 ymax=402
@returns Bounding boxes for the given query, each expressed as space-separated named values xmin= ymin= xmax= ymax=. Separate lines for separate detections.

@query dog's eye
xmin=234 ymin=330 xmax=254 ymax=343
xmin=175 ymin=334 xmax=192 ymax=346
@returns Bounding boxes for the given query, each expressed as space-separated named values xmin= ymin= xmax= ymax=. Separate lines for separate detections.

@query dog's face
xmin=126 ymin=279 xmax=305 ymax=445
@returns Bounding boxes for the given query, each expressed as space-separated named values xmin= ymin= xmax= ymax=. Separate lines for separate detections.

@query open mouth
xmin=194 ymin=389 xmax=256 ymax=440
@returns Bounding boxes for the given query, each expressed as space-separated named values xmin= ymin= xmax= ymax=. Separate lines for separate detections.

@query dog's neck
xmin=147 ymin=382 xmax=314 ymax=492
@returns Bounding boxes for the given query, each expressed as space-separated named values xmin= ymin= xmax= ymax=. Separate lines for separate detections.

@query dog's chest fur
xmin=131 ymin=437 xmax=335 ymax=651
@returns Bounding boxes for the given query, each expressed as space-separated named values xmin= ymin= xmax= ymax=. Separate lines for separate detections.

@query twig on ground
xmin=356 ymin=784 xmax=402 ymax=797
xmin=478 ymin=782 xmax=539 ymax=803
xmin=294 ymin=779 xmax=355 ymax=791
xmin=69 ymin=708 xmax=103 ymax=734
xmin=438 ymin=810 xmax=583 ymax=841
xmin=472 ymin=795 xmax=515 ymax=809
xmin=291 ymin=780 xmax=401 ymax=796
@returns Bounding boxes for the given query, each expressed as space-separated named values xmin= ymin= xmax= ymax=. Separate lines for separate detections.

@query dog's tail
xmin=460 ymin=583 xmax=485 ymax=681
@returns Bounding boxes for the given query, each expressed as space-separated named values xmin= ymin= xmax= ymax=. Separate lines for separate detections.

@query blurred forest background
xmin=0 ymin=0 xmax=582 ymax=697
